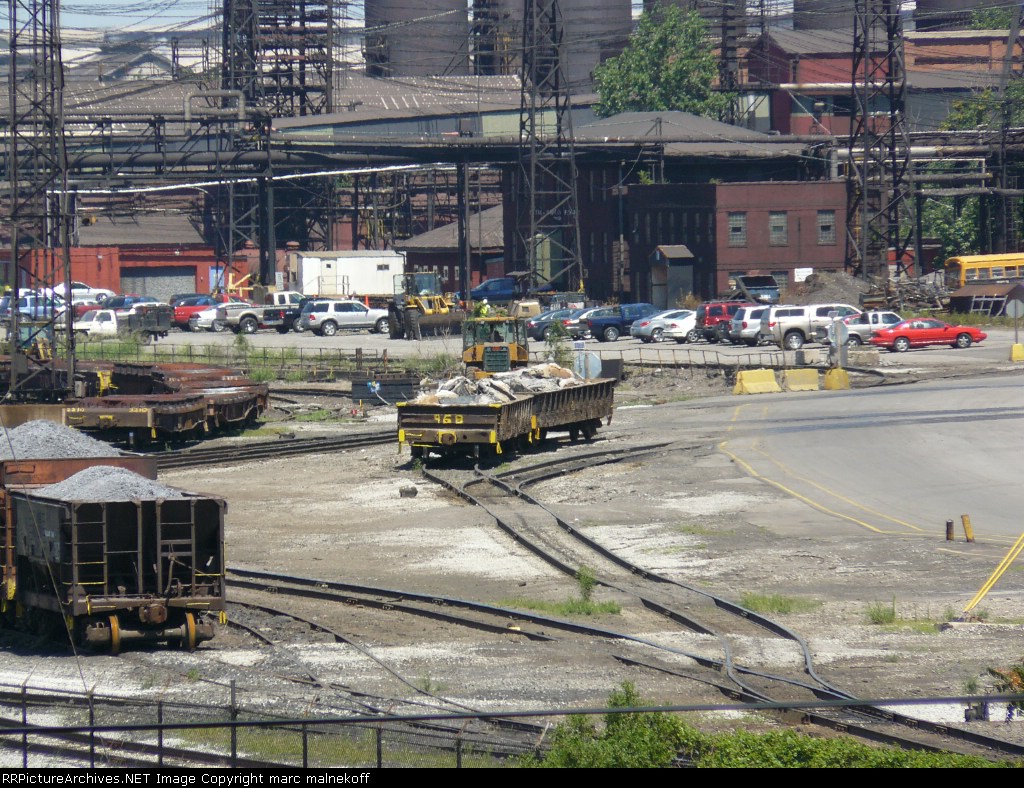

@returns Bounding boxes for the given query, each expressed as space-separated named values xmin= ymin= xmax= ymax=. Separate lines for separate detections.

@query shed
xmin=649 ymin=245 xmax=694 ymax=310
xmin=949 ymin=283 xmax=1024 ymax=316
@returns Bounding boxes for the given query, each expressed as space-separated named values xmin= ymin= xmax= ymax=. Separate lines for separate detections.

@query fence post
xmin=88 ymin=688 xmax=96 ymax=768
xmin=356 ymin=348 xmax=363 ymax=371
xmin=158 ymin=701 xmax=164 ymax=767
xmin=376 ymin=727 xmax=383 ymax=768
xmin=302 ymin=723 xmax=308 ymax=769
xmin=21 ymin=683 xmax=27 ymax=768
xmin=456 ymin=736 xmax=462 ymax=769
xmin=230 ymin=679 xmax=238 ymax=768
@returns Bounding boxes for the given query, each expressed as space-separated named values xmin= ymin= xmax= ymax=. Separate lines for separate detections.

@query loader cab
xmin=462 ymin=317 xmax=530 ymax=375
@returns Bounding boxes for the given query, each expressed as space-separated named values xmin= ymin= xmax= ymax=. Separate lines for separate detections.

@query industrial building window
xmin=772 ymin=270 xmax=790 ymax=291
xmin=769 ymin=211 xmax=789 ymax=245
xmin=817 ymin=210 xmax=836 ymax=245
xmin=728 ymin=212 xmax=746 ymax=247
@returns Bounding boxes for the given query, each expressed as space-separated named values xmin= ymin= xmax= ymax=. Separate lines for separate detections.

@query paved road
xmin=715 ymin=373 xmax=1024 ymax=542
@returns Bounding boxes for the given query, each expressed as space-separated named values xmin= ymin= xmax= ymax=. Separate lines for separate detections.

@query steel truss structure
xmin=512 ymin=0 xmax=584 ymax=291
xmin=5 ymin=0 xmax=73 ymax=400
xmin=845 ymin=0 xmax=914 ymax=279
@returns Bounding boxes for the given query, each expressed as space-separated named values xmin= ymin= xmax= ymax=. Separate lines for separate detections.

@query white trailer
xmin=290 ymin=250 xmax=406 ymax=299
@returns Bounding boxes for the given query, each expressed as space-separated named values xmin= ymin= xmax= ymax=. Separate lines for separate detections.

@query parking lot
xmin=150 ymin=322 xmax=1023 ymax=371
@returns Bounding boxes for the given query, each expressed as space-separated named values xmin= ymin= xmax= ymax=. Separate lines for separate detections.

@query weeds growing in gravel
xmin=740 ymin=593 xmax=821 ymax=615
xmin=866 ymin=599 xmax=897 ymax=625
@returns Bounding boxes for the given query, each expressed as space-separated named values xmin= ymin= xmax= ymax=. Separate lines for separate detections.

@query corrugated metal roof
xmin=576 ymin=111 xmax=770 ymax=142
xmin=760 ymin=28 xmax=855 ymax=55
xmin=654 ymin=245 xmax=693 ymax=259
xmin=393 ymin=205 xmax=504 ymax=252
xmin=275 ymin=74 xmax=532 ymax=128
xmin=906 ymin=69 xmax=1002 ymax=91
xmin=78 ymin=214 xmax=204 ymax=246
xmin=951 ymin=283 xmax=1024 ymax=298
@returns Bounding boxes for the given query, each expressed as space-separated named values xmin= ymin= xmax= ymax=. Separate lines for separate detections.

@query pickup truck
xmin=814 ymin=310 xmax=902 ymax=346
xmin=587 ymin=303 xmax=658 ymax=342
xmin=218 ymin=291 xmax=306 ymax=334
xmin=74 ymin=304 xmax=172 ymax=343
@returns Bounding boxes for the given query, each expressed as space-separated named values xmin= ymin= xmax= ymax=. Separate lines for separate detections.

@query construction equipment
xmin=387 ymin=273 xmax=466 ymax=340
xmin=462 ymin=316 xmax=530 ymax=375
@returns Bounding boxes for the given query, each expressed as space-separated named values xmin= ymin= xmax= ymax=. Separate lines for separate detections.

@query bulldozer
xmin=387 ymin=272 xmax=466 ymax=340
xmin=462 ymin=316 xmax=530 ymax=376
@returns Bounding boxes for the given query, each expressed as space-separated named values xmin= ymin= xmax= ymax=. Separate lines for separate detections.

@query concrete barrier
xmin=823 ymin=368 xmax=851 ymax=390
xmin=847 ymin=348 xmax=880 ymax=367
xmin=733 ymin=369 xmax=782 ymax=395
xmin=1011 ymin=344 xmax=1024 ymax=362
xmin=782 ymin=369 xmax=820 ymax=391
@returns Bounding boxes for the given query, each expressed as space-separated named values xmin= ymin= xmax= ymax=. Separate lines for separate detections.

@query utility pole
xmin=719 ymin=1 xmax=740 ymax=126
xmin=845 ymin=0 xmax=915 ymax=279
xmin=6 ymin=0 xmax=73 ymax=400
xmin=514 ymin=0 xmax=584 ymax=293
xmin=994 ymin=3 xmax=1024 ymax=253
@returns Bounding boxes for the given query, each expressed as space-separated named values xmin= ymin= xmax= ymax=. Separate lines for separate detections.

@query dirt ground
xmin=151 ymin=362 xmax=1024 ymax=740
xmin=1 ymin=354 xmax=1021 ymax=752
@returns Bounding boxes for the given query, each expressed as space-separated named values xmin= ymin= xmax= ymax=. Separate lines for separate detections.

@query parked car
xmin=588 ymin=303 xmax=659 ymax=342
xmin=526 ymin=308 xmax=584 ymax=341
xmin=49 ymin=281 xmax=115 ymax=303
xmin=816 ymin=310 xmax=903 ymax=347
xmin=169 ymin=292 xmax=208 ymax=307
xmin=188 ymin=306 xmax=227 ymax=332
xmin=630 ymin=309 xmax=694 ymax=343
xmin=103 ymin=294 xmax=162 ymax=314
xmin=695 ymin=301 xmax=755 ymax=342
xmin=868 ymin=319 xmax=987 ymax=352
xmin=15 ymin=293 xmax=62 ymax=321
xmin=293 ymin=297 xmax=331 ymax=333
xmin=298 ymin=299 xmax=390 ymax=336
xmin=470 ymin=277 xmax=522 ymax=305
xmin=662 ymin=311 xmax=700 ymax=343
xmin=727 ymin=305 xmax=770 ymax=346
xmin=560 ymin=306 xmax=607 ymax=339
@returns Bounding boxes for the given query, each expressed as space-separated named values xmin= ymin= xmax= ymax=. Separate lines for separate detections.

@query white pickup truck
xmin=217 ymin=291 xmax=306 ymax=334
xmin=74 ymin=305 xmax=172 ymax=343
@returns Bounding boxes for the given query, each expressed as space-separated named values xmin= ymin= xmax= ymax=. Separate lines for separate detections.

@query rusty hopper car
xmin=2 ymin=462 xmax=225 ymax=654
xmin=397 ymin=378 xmax=614 ymax=459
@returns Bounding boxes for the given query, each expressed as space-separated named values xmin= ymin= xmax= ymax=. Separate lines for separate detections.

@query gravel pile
xmin=33 ymin=466 xmax=188 ymax=502
xmin=0 ymin=420 xmax=119 ymax=460
xmin=413 ymin=364 xmax=584 ymax=405
xmin=786 ymin=270 xmax=870 ymax=306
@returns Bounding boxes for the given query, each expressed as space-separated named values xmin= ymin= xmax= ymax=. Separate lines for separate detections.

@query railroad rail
xmin=420 ymin=444 xmax=1024 ymax=761
xmin=152 ymin=430 xmax=394 ymax=469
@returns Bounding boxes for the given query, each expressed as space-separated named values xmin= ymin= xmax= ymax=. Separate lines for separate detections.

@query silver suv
xmin=727 ymin=305 xmax=769 ymax=346
xmin=298 ymin=299 xmax=390 ymax=336
xmin=757 ymin=303 xmax=860 ymax=350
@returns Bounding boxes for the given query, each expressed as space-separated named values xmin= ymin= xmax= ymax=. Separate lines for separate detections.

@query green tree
xmin=942 ymin=82 xmax=1024 ymax=131
xmin=593 ymin=4 xmax=730 ymax=119
xmin=918 ymin=194 xmax=980 ymax=264
xmin=968 ymin=7 xmax=1017 ymax=30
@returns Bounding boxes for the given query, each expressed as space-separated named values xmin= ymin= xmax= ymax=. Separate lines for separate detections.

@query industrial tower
xmin=845 ymin=0 xmax=914 ymax=279
xmin=513 ymin=0 xmax=584 ymax=292
xmin=5 ymin=0 xmax=73 ymax=400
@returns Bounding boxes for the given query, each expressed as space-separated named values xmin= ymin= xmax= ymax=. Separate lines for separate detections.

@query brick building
xmin=626 ymin=180 xmax=847 ymax=306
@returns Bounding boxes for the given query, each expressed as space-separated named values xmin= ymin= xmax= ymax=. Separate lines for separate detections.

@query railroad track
xmin=152 ymin=430 xmax=394 ymax=470
xmin=420 ymin=443 xmax=1024 ymax=761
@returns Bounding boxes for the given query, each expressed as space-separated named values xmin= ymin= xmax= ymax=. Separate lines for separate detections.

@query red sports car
xmin=868 ymin=318 xmax=987 ymax=352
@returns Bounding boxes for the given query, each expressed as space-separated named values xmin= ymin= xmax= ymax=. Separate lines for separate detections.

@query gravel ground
xmin=1 ymin=356 xmax=1022 ymax=750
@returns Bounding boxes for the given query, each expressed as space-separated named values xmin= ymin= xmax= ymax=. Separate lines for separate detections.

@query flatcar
xmin=0 ymin=457 xmax=226 ymax=653
xmin=397 ymin=378 xmax=615 ymax=460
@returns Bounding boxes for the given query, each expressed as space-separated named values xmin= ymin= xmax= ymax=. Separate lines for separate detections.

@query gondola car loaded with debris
xmin=397 ymin=364 xmax=615 ymax=460
xmin=0 ymin=420 xmax=226 ymax=654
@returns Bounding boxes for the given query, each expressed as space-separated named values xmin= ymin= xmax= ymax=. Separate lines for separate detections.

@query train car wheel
xmin=109 ymin=615 xmax=121 ymax=656
xmin=183 ymin=612 xmax=198 ymax=652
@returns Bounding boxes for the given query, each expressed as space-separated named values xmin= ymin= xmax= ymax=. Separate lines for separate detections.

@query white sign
xmin=793 ymin=268 xmax=813 ymax=283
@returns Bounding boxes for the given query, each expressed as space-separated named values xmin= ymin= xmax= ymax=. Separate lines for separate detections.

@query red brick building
xmin=625 ymin=180 xmax=848 ymax=306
